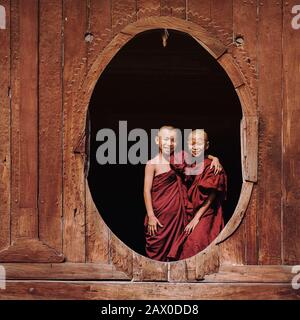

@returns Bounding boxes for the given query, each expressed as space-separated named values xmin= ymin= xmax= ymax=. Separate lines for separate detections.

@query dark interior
xmin=87 ymin=29 xmax=243 ymax=257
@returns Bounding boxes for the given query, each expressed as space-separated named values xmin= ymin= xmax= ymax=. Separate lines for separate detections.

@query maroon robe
xmin=167 ymin=157 xmax=227 ymax=260
xmin=144 ymin=166 xmax=188 ymax=262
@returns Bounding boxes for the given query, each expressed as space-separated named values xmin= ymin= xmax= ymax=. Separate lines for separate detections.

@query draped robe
xmin=167 ymin=157 xmax=227 ymax=260
xmin=144 ymin=166 xmax=188 ymax=262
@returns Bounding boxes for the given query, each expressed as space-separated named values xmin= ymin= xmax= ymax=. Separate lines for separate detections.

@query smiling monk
xmin=167 ymin=129 xmax=227 ymax=260
xmin=143 ymin=126 xmax=187 ymax=262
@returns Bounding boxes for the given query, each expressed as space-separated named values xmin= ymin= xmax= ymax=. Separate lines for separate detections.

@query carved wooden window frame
xmin=72 ymin=16 xmax=258 ymax=280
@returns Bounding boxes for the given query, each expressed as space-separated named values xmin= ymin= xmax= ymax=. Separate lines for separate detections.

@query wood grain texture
xmin=1 ymin=263 xmax=293 ymax=283
xmin=38 ymin=0 xmax=63 ymax=253
xmin=3 ymin=262 xmax=129 ymax=280
xmin=0 ymin=239 xmax=64 ymax=263
xmin=282 ymin=0 xmax=300 ymax=264
xmin=137 ymin=0 xmax=160 ymax=19
xmin=187 ymin=0 xmax=232 ymax=46
xmin=257 ymin=0 xmax=282 ymax=265
xmin=232 ymin=1 xmax=259 ymax=269
xmin=161 ymin=0 xmax=186 ymax=19
xmin=85 ymin=181 xmax=110 ymax=263
xmin=230 ymin=0 xmax=258 ymax=101
xmin=133 ymin=253 xmax=168 ymax=281
xmin=10 ymin=0 xmax=21 ymax=243
xmin=109 ymin=232 xmax=133 ymax=279
xmin=0 ymin=0 xmax=10 ymax=251
xmin=217 ymin=53 xmax=245 ymax=89
xmin=112 ymin=0 xmax=137 ymax=34
xmin=87 ymin=0 xmax=112 ymax=70
xmin=210 ymin=0 xmax=233 ymax=45
xmin=1 ymin=281 xmax=299 ymax=300
xmin=240 ymin=116 xmax=258 ymax=182
xmin=204 ymin=265 xmax=295 ymax=283
xmin=63 ymin=0 xmax=88 ymax=262
xmin=218 ymin=182 xmax=253 ymax=266
xmin=10 ymin=0 xmax=39 ymax=240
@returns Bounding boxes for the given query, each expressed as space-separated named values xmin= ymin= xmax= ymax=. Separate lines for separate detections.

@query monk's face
xmin=187 ymin=131 xmax=208 ymax=157
xmin=156 ymin=128 xmax=177 ymax=156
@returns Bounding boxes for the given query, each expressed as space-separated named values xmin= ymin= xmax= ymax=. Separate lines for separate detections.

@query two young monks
xmin=144 ymin=126 xmax=227 ymax=262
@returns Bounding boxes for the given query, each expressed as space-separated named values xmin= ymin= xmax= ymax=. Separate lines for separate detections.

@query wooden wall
xmin=0 ymin=0 xmax=299 ymax=299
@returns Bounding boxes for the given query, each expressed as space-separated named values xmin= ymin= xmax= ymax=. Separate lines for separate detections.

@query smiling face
xmin=187 ymin=129 xmax=209 ymax=157
xmin=155 ymin=126 xmax=177 ymax=157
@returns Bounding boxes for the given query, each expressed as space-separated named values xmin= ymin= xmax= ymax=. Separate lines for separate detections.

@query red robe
xmin=167 ymin=157 xmax=227 ymax=260
xmin=144 ymin=167 xmax=188 ymax=262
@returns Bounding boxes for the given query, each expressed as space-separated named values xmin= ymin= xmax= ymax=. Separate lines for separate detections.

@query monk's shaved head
xmin=188 ymin=129 xmax=208 ymax=142
xmin=158 ymin=125 xmax=176 ymax=136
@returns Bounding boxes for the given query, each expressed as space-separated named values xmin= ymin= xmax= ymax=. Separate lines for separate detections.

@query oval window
xmin=87 ymin=29 xmax=242 ymax=262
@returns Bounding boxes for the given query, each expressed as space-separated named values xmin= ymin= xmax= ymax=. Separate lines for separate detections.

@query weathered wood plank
xmin=211 ymin=0 xmax=233 ymax=44
xmin=168 ymin=260 xmax=188 ymax=282
xmin=132 ymin=253 xmax=168 ymax=281
xmin=137 ymin=0 xmax=160 ymax=19
xmin=230 ymin=0 xmax=258 ymax=100
xmin=240 ymin=116 xmax=258 ymax=182
xmin=85 ymin=181 xmax=110 ymax=263
xmin=1 ymin=263 xmax=294 ymax=283
xmin=63 ymin=0 xmax=88 ymax=262
xmin=218 ymin=53 xmax=245 ymax=89
xmin=39 ymin=0 xmax=63 ymax=253
xmin=232 ymin=0 xmax=259 ymax=265
xmin=282 ymin=0 xmax=300 ymax=264
xmin=0 ymin=0 xmax=10 ymax=251
xmin=112 ymin=0 xmax=137 ymax=35
xmin=109 ymin=232 xmax=133 ymax=279
xmin=257 ymin=0 xmax=282 ymax=265
xmin=187 ymin=0 xmax=211 ymax=22
xmin=218 ymin=182 xmax=253 ymax=266
xmin=87 ymin=0 xmax=112 ymax=70
xmin=10 ymin=0 xmax=38 ymax=240
xmin=0 ymin=281 xmax=298 ymax=300
xmin=2 ymin=263 xmax=129 ymax=280
xmin=161 ymin=0 xmax=186 ymax=19
xmin=204 ymin=265 xmax=295 ymax=283
xmin=0 ymin=239 xmax=63 ymax=263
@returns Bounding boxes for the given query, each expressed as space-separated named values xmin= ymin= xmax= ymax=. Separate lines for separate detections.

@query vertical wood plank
xmin=85 ymin=0 xmax=112 ymax=264
xmin=232 ymin=0 xmax=259 ymax=265
xmin=11 ymin=0 xmax=39 ymax=240
xmin=282 ymin=0 xmax=300 ymax=264
xmin=85 ymin=181 xmax=109 ymax=263
xmin=39 ymin=0 xmax=63 ymax=252
xmin=160 ymin=0 xmax=186 ymax=19
xmin=111 ymin=0 xmax=137 ymax=35
xmin=211 ymin=0 xmax=233 ymax=44
xmin=0 ymin=0 xmax=10 ymax=250
xmin=137 ymin=0 xmax=160 ymax=19
xmin=87 ymin=0 xmax=112 ymax=70
xmin=63 ymin=0 xmax=88 ymax=262
xmin=187 ymin=0 xmax=211 ymax=21
xmin=257 ymin=0 xmax=282 ymax=265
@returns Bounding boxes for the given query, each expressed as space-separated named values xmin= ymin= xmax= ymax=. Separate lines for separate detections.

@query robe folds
xmin=144 ymin=166 xmax=189 ymax=262
xmin=167 ymin=157 xmax=227 ymax=261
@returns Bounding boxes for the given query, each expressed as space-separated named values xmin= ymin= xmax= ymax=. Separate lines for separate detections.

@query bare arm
xmin=144 ymin=162 xmax=155 ymax=218
xmin=184 ymin=191 xmax=216 ymax=234
xmin=207 ymin=155 xmax=222 ymax=175
xmin=144 ymin=163 xmax=163 ymax=235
